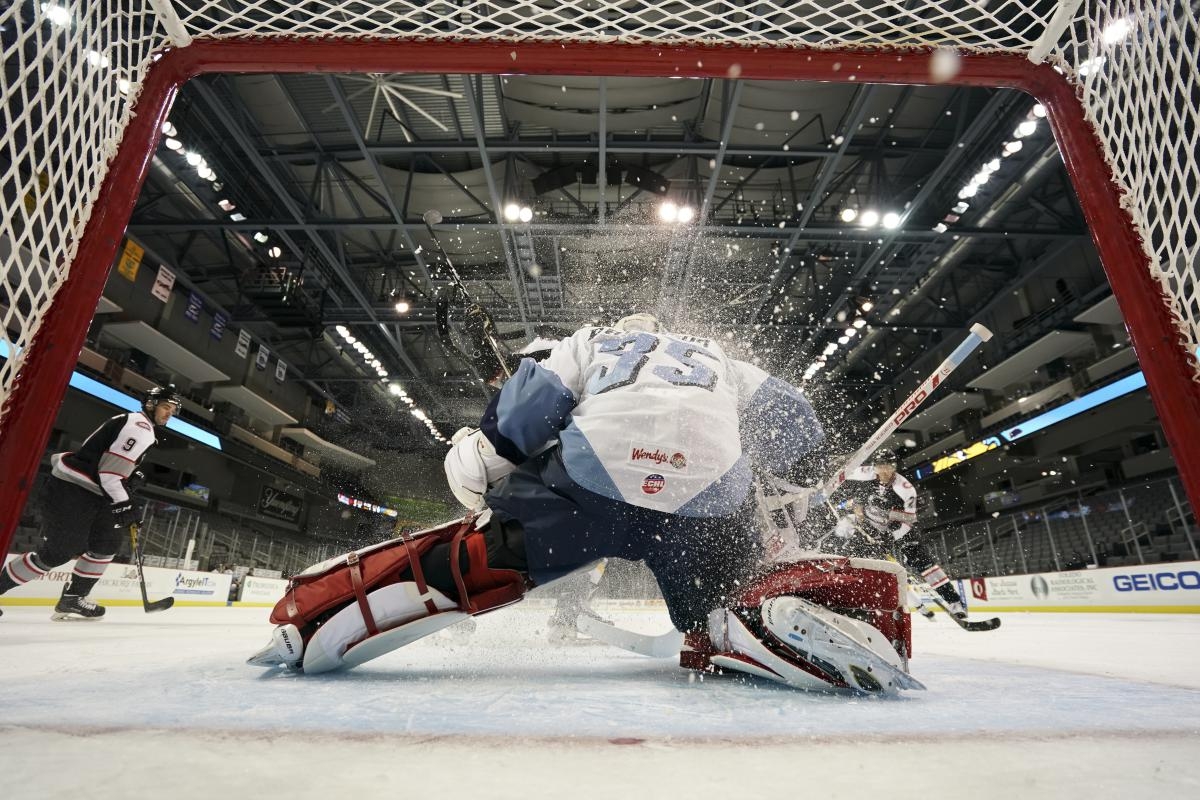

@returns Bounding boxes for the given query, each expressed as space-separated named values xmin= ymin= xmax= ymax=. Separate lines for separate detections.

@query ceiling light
xmin=334 ymin=326 xmax=349 ymax=337
xmin=853 ymin=318 xmax=866 ymax=329
xmin=844 ymin=327 xmax=857 ymax=337
xmin=253 ymin=232 xmax=269 ymax=243
xmin=933 ymin=222 xmax=948 ymax=233
xmin=268 ymin=246 xmax=282 ymax=258
xmin=1101 ymin=18 xmax=1131 ymax=45
xmin=518 ymin=206 xmax=533 ymax=223
xmin=840 ymin=208 xmax=858 ymax=223
xmin=1032 ymin=104 xmax=1047 ymax=119
xmin=229 ymin=212 xmax=246 ymax=221
xmin=837 ymin=335 xmax=850 ymax=345
xmin=958 ymin=184 xmax=978 ymax=199
xmin=658 ymin=202 xmax=678 ymax=222
xmin=161 ymin=121 xmax=176 ymax=137
xmin=1016 ymin=120 xmax=1038 ymax=138
xmin=164 ymin=138 xmax=182 ymax=152
xmin=394 ymin=300 xmax=410 ymax=314
xmin=503 ymin=203 xmax=521 ymax=222
xmin=859 ymin=210 xmax=879 ymax=227
xmin=1003 ymin=140 xmax=1024 ymax=156
xmin=676 ymin=205 xmax=695 ymax=223
xmin=185 ymin=151 xmax=201 ymax=166
xmin=823 ymin=343 xmax=838 ymax=356
xmin=42 ymin=4 xmax=71 ymax=27
xmin=218 ymin=199 xmax=236 ymax=212
xmin=882 ymin=212 xmax=901 ymax=229
xmin=859 ymin=300 xmax=874 ymax=312
xmin=343 ymin=335 xmax=356 ymax=344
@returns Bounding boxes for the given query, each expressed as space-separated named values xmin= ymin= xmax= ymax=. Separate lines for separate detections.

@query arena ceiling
xmin=124 ymin=69 xmax=1105 ymax=454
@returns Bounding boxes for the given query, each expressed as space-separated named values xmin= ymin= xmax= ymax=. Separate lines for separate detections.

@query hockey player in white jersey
xmin=837 ymin=448 xmax=969 ymax=618
xmin=0 ymin=385 xmax=180 ymax=620
xmin=249 ymin=316 xmax=923 ymax=693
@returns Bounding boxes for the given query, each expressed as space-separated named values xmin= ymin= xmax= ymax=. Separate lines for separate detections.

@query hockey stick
xmin=822 ymin=322 xmax=992 ymax=497
xmin=756 ymin=322 xmax=993 ymax=519
xmin=576 ymin=613 xmax=684 ymax=658
xmin=129 ymin=523 xmax=175 ymax=613
xmin=423 ymin=209 xmax=513 ymax=379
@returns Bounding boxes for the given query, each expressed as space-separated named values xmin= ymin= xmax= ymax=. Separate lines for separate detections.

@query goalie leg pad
xmin=303 ymin=582 xmax=463 ymax=674
xmin=251 ymin=519 xmax=527 ymax=673
xmin=682 ymin=558 xmax=922 ymax=693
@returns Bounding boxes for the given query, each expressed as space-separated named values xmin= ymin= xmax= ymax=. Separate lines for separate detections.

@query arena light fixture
xmin=518 ymin=206 xmax=533 ymax=223
xmin=268 ymin=246 xmax=282 ymax=258
xmin=253 ymin=231 xmax=268 ymax=243
xmin=859 ymin=210 xmax=880 ymax=227
xmin=882 ymin=212 xmax=901 ymax=229
xmin=1017 ymin=119 xmax=1038 ymax=138
xmin=675 ymin=205 xmax=695 ymax=223
xmin=658 ymin=201 xmax=679 ymax=222
xmin=164 ymin=137 xmax=182 ymax=151
xmin=503 ymin=202 xmax=521 ymax=222
xmin=853 ymin=318 xmax=867 ymax=329
xmin=394 ymin=299 xmax=410 ymax=314
xmin=840 ymin=208 xmax=858 ymax=223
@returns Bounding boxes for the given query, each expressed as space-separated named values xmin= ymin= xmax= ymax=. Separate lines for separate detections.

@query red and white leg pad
xmin=681 ymin=556 xmax=923 ymax=694
xmin=246 ymin=518 xmax=526 ymax=673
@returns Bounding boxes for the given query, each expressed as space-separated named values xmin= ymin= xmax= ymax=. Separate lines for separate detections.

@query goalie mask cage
xmin=2 ymin=1 xmax=1199 ymax=549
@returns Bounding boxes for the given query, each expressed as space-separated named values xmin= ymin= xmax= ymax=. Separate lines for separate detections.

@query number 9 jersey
xmin=481 ymin=325 xmax=825 ymax=517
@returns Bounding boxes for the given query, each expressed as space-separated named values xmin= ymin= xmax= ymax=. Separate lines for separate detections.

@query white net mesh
xmin=1 ymin=0 xmax=1198 ymax=442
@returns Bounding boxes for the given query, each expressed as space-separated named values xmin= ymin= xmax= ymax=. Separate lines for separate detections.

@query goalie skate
xmin=708 ymin=596 xmax=924 ymax=694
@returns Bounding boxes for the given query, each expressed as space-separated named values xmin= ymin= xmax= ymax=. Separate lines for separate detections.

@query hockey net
xmin=1 ymin=1 xmax=1199 ymax=544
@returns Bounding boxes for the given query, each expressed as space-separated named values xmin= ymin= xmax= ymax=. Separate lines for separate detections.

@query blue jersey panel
xmin=740 ymin=376 xmax=825 ymax=473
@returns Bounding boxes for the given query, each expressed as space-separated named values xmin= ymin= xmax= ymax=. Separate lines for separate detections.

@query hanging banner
xmin=150 ymin=265 xmax=176 ymax=303
xmin=258 ymin=486 xmax=304 ymax=523
xmin=234 ymin=329 xmax=251 ymax=359
xmin=255 ymin=343 xmax=270 ymax=370
xmin=184 ymin=291 xmax=203 ymax=323
xmin=117 ymin=240 xmax=143 ymax=282
xmin=210 ymin=312 xmax=227 ymax=342
xmin=275 ymin=359 xmax=287 ymax=383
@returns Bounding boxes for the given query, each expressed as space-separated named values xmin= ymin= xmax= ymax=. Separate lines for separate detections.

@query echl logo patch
xmin=641 ymin=474 xmax=666 ymax=494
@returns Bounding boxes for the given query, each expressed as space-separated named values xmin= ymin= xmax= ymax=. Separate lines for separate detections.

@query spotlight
xmin=676 ymin=205 xmax=695 ymax=223
xmin=394 ymin=300 xmax=410 ymax=314
xmin=840 ymin=208 xmax=858 ymax=223
xmin=859 ymin=210 xmax=880 ymax=227
xmin=882 ymin=212 xmax=901 ymax=229
xmin=503 ymin=203 xmax=521 ymax=222
xmin=658 ymin=202 xmax=678 ymax=222
xmin=518 ymin=206 xmax=533 ymax=223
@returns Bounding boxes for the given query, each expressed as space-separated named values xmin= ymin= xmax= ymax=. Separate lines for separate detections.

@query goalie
xmin=248 ymin=315 xmax=923 ymax=693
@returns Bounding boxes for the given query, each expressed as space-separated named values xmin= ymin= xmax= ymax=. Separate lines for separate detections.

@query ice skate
xmin=51 ymin=594 xmax=105 ymax=621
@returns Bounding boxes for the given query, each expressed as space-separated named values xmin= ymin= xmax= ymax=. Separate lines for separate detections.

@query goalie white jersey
xmin=482 ymin=325 xmax=823 ymax=517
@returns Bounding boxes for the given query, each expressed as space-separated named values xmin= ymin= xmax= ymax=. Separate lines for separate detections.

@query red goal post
xmin=2 ymin=1 xmax=1198 ymax=554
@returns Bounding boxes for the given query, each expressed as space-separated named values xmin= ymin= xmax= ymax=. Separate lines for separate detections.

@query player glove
xmin=110 ymin=500 xmax=138 ymax=528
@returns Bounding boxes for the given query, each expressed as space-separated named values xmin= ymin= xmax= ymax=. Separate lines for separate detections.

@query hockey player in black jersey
xmin=0 ymin=385 xmax=180 ymax=620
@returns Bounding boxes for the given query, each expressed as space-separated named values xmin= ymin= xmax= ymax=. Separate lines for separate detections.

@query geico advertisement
xmin=1 ymin=554 xmax=232 ymax=606
xmin=237 ymin=575 xmax=289 ymax=604
xmin=966 ymin=561 xmax=1200 ymax=610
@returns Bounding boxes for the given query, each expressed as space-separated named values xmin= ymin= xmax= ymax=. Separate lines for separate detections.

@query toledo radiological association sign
xmin=258 ymin=486 xmax=303 ymax=524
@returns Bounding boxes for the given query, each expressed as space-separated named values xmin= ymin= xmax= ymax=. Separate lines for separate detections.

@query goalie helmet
xmin=144 ymin=384 xmax=182 ymax=416
xmin=614 ymin=313 xmax=660 ymax=333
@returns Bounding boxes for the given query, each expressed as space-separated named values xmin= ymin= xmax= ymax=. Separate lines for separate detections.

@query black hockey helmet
xmin=871 ymin=447 xmax=898 ymax=466
xmin=144 ymin=384 xmax=182 ymax=415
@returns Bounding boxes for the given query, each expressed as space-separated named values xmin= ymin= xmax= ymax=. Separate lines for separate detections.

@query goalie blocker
xmin=248 ymin=522 xmax=920 ymax=693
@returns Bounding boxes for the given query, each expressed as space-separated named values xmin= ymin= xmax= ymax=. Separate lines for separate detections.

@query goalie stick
xmin=575 ymin=612 xmax=684 ymax=658
xmin=129 ymin=523 xmax=175 ymax=613
xmin=424 ymin=209 xmax=513 ymax=380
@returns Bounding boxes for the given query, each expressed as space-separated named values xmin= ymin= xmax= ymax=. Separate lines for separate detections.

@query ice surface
xmin=2 ymin=605 xmax=1198 ymax=799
